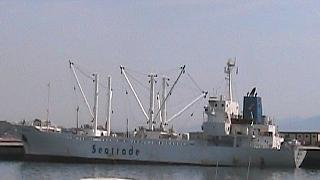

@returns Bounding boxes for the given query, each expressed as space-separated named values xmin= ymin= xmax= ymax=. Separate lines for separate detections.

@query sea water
xmin=0 ymin=161 xmax=319 ymax=180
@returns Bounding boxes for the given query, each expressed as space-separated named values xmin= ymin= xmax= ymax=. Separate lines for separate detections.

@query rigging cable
xmin=157 ymin=67 xmax=181 ymax=77
xmin=121 ymin=74 xmax=137 ymax=132
xmin=186 ymin=72 xmax=204 ymax=93
xmin=126 ymin=71 xmax=149 ymax=90
xmin=125 ymin=67 xmax=148 ymax=76
xmin=73 ymin=62 xmax=108 ymax=89
xmin=73 ymin=85 xmax=81 ymax=129
xmin=73 ymin=64 xmax=94 ymax=80
xmin=69 ymin=65 xmax=82 ymax=128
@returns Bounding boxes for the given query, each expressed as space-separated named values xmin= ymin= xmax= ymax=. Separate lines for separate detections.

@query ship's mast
xmin=93 ymin=73 xmax=99 ymax=136
xmin=106 ymin=75 xmax=112 ymax=136
xmin=160 ymin=77 xmax=169 ymax=130
xmin=225 ymin=59 xmax=236 ymax=102
xmin=76 ymin=105 xmax=79 ymax=132
xmin=148 ymin=74 xmax=157 ymax=131
xmin=46 ymin=82 xmax=51 ymax=131
xmin=157 ymin=93 xmax=162 ymax=122
xmin=154 ymin=65 xmax=185 ymax=120
xmin=120 ymin=66 xmax=162 ymax=131
xmin=120 ymin=65 xmax=204 ymax=131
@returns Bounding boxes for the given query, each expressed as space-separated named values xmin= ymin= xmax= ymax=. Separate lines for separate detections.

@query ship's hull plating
xmin=19 ymin=126 xmax=306 ymax=168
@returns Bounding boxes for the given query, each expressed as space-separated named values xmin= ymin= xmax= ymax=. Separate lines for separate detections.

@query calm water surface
xmin=0 ymin=161 xmax=319 ymax=180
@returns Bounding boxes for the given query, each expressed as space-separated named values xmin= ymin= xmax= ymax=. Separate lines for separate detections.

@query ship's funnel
xmin=243 ymin=88 xmax=263 ymax=124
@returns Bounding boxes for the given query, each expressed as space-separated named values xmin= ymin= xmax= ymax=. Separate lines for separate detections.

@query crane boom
xmin=69 ymin=61 xmax=94 ymax=118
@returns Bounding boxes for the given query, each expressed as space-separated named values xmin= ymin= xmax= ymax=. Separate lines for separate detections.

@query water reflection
xmin=0 ymin=161 xmax=319 ymax=180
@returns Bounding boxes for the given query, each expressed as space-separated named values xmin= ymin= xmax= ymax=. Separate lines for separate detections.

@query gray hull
xmin=19 ymin=126 xmax=306 ymax=168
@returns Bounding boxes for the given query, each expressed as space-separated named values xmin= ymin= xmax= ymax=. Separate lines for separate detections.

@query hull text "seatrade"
xmin=92 ymin=144 xmax=140 ymax=156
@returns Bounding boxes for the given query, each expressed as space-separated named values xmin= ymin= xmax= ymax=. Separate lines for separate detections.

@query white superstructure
xmin=16 ymin=61 xmax=306 ymax=168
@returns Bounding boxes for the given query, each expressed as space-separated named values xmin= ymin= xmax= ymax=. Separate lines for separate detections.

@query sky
xmin=1 ymin=0 xmax=320 ymax=132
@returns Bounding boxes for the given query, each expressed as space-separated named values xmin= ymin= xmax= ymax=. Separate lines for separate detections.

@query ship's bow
xmin=294 ymin=146 xmax=307 ymax=168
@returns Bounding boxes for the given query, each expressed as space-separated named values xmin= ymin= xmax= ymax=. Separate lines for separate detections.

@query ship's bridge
xmin=202 ymin=95 xmax=240 ymax=136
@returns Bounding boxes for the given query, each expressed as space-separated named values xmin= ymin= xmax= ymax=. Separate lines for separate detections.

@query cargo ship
xmin=15 ymin=61 xmax=306 ymax=167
